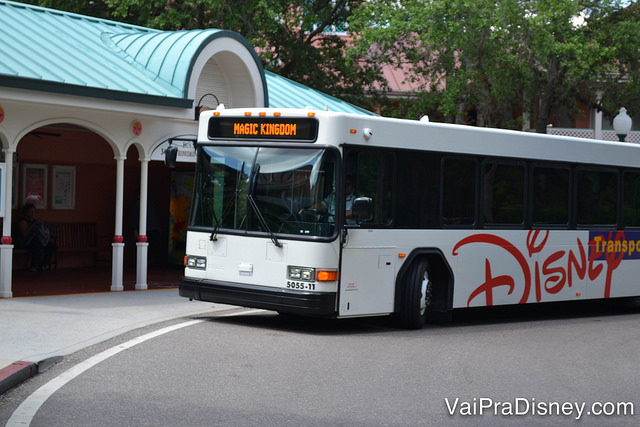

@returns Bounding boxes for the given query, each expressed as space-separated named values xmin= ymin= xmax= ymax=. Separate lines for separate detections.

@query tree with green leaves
xmin=349 ymin=0 xmax=640 ymax=131
xmin=582 ymin=2 xmax=640 ymax=124
xmin=521 ymin=0 xmax=640 ymax=132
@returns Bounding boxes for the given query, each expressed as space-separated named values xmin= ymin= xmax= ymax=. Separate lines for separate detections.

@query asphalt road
xmin=1 ymin=300 xmax=639 ymax=427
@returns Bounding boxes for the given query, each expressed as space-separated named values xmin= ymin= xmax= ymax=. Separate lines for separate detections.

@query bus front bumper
xmin=179 ymin=277 xmax=337 ymax=317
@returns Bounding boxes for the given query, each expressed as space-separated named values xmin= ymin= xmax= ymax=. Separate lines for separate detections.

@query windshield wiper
xmin=210 ymin=211 xmax=221 ymax=241
xmin=247 ymin=194 xmax=282 ymax=247
xmin=246 ymin=162 xmax=282 ymax=248
xmin=210 ymin=161 xmax=245 ymax=241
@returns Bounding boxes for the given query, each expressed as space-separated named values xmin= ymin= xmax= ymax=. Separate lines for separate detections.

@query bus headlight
xmin=186 ymin=255 xmax=206 ymax=270
xmin=288 ymin=266 xmax=338 ymax=282
xmin=288 ymin=266 xmax=315 ymax=281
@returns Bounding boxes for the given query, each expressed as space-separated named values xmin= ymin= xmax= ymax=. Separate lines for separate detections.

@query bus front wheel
xmin=398 ymin=258 xmax=432 ymax=329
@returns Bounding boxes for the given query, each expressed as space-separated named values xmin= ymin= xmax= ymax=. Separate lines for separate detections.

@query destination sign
xmin=208 ymin=117 xmax=318 ymax=142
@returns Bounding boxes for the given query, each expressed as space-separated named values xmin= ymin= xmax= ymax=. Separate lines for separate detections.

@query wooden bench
xmin=14 ymin=222 xmax=98 ymax=270
xmin=47 ymin=222 xmax=98 ymax=270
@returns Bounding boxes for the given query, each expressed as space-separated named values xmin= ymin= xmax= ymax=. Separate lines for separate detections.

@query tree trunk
xmin=534 ymin=57 xmax=562 ymax=134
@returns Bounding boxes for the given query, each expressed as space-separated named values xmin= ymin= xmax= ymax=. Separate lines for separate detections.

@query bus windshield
xmin=190 ymin=145 xmax=338 ymax=238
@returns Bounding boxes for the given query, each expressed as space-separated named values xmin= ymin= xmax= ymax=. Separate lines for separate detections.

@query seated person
xmin=303 ymin=176 xmax=357 ymax=224
xmin=14 ymin=203 xmax=55 ymax=272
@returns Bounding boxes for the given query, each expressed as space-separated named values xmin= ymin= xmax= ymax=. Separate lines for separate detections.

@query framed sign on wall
xmin=22 ymin=163 xmax=47 ymax=209
xmin=52 ymin=165 xmax=76 ymax=210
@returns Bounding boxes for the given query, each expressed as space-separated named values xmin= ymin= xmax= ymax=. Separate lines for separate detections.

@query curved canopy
xmin=0 ymin=1 xmax=265 ymax=107
xmin=0 ymin=0 xmax=372 ymax=115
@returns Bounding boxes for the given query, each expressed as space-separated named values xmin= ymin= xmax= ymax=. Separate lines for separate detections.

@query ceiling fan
xmin=27 ymin=130 xmax=61 ymax=138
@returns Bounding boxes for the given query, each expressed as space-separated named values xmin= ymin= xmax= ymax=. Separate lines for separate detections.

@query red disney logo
xmin=452 ymin=230 xmax=626 ymax=307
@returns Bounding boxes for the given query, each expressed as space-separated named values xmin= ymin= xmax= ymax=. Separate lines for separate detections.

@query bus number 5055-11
xmin=287 ymin=281 xmax=316 ymax=291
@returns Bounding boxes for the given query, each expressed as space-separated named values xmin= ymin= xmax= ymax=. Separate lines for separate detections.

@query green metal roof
xmin=0 ymin=0 xmax=264 ymax=107
xmin=266 ymin=71 xmax=376 ymax=116
xmin=0 ymin=0 xmax=373 ymax=115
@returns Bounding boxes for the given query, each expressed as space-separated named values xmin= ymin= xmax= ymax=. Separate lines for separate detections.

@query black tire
xmin=398 ymin=258 xmax=432 ymax=329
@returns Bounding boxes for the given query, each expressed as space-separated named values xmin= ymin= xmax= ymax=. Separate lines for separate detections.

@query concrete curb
xmin=0 ymin=361 xmax=38 ymax=395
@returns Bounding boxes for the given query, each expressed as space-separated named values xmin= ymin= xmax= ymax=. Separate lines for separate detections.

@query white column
xmin=111 ymin=156 xmax=125 ymax=291
xmin=595 ymin=91 xmax=603 ymax=140
xmin=135 ymin=159 xmax=149 ymax=290
xmin=595 ymin=109 xmax=603 ymax=140
xmin=0 ymin=148 xmax=15 ymax=298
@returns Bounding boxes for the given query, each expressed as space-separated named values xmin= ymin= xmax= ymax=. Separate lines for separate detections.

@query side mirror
xmin=351 ymin=197 xmax=373 ymax=223
xmin=164 ymin=145 xmax=178 ymax=168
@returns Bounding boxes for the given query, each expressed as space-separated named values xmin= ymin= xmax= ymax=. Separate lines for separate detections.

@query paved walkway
xmin=0 ymin=289 xmax=231 ymax=395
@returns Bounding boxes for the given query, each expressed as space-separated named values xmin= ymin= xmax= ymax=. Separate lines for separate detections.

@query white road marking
xmin=6 ymin=319 xmax=203 ymax=427
xmin=6 ymin=308 xmax=269 ymax=426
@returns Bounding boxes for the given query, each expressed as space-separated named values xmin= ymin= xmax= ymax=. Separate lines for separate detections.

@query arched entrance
xmin=10 ymin=123 xmax=115 ymax=296
xmin=0 ymin=98 xmax=237 ymax=299
xmin=7 ymin=123 xmax=182 ymax=296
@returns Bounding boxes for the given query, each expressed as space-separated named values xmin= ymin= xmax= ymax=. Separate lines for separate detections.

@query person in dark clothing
xmin=15 ymin=203 xmax=54 ymax=272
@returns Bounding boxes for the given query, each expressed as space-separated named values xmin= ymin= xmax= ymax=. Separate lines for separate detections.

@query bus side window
xmin=532 ymin=165 xmax=569 ymax=226
xmin=350 ymin=150 xmax=394 ymax=225
xmin=395 ymin=150 xmax=440 ymax=229
xmin=623 ymin=170 xmax=640 ymax=227
xmin=576 ymin=167 xmax=617 ymax=226
xmin=483 ymin=160 xmax=525 ymax=226
xmin=442 ymin=157 xmax=477 ymax=227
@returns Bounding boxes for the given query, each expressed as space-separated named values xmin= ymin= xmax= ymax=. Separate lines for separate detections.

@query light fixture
xmin=195 ymin=93 xmax=220 ymax=120
xmin=613 ymin=107 xmax=632 ymax=142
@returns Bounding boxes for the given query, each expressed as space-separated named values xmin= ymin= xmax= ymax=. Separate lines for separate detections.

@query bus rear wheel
xmin=398 ymin=258 xmax=432 ymax=329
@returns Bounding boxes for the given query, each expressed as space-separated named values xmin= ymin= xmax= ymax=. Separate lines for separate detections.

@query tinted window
xmin=623 ymin=171 xmax=640 ymax=227
xmin=532 ymin=165 xmax=569 ymax=226
xmin=442 ymin=158 xmax=476 ymax=226
xmin=395 ymin=151 xmax=441 ymax=228
xmin=352 ymin=150 xmax=394 ymax=225
xmin=483 ymin=161 xmax=524 ymax=225
xmin=576 ymin=168 xmax=617 ymax=226
xmin=346 ymin=150 xmax=396 ymax=225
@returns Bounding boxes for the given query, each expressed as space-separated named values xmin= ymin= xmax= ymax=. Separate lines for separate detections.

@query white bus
xmin=175 ymin=107 xmax=640 ymax=328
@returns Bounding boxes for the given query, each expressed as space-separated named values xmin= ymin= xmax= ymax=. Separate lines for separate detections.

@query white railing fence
xmin=547 ymin=128 xmax=640 ymax=144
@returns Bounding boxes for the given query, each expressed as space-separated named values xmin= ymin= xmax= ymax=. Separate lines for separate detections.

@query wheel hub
xmin=419 ymin=273 xmax=432 ymax=316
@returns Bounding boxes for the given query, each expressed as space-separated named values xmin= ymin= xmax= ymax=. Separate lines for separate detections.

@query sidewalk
xmin=0 ymin=289 xmax=231 ymax=395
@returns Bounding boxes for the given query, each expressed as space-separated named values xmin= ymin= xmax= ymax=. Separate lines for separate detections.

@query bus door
xmin=339 ymin=233 xmax=396 ymax=316
xmin=338 ymin=149 xmax=396 ymax=317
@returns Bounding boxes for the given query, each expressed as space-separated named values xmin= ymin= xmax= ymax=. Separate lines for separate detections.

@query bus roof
xmin=199 ymin=108 xmax=640 ymax=169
